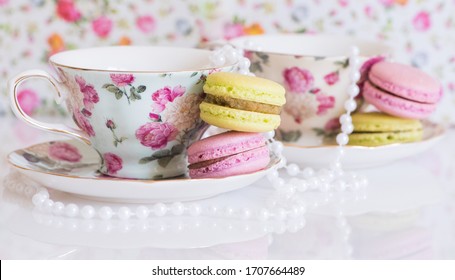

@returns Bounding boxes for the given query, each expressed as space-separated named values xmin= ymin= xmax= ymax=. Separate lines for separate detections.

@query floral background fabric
xmin=0 ymin=0 xmax=454 ymax=123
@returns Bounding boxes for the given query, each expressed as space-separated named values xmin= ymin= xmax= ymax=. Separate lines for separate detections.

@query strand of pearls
xmin=209 ymin=44 xmax=253 ymax=75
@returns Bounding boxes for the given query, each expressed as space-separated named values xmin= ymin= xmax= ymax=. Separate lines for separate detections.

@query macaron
xmin=200 ymin=72 xmax=286 ymax=132
xmin=363 ymin=61 xmax=442 ymax=119
xmin=187 ymin=131 xmax=269 ymax=178
xmin=349 ymin=112 xmax=423 ymax=146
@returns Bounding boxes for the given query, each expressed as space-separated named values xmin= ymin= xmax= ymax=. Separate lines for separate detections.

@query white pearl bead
xmin=266 ymin=169 xmax=279 ymax=181
xmin=98 ymin=206 xmax=113 ymax=220
xmin=344 ymin=99 xmax=357 ymax=112
xmin=257 ymin=208 xmax=270 ymax=221
xmin=224 ymin=49 xmax=238 ymax=64
xmin=350 ymin=46 xmax=359 ymax=56
xmin=349 ymin=71 xmax=361 ymax=82
xmin=118 ymin=206 xmax=131 ymax=220
xmin=238 ymin=57 xmax=251 ymax=69
xmin=339 ymin=114 xmax=352 ymax=125
xmin=296 ymin=180 xmax=309 ymax=192
xmin=308 ymin=177 xmax=320 ymax=189
xmin=279 ymin=185 xmax=296 ymax=198
xmin=238 ymin=69 xmax=249 ymax=75
xmin=286 ymin=163 xmax=300 ymax=176
xmin=81 ymin=205 xmax=95 ymax=219
xmin=336 ymin=133 xmax=349 ymax=145
xmin=271 ymin=141 xmax=284 ymax=154
xmin=188 ymin=204 xmax=201 ymax=216
xmin=334 ymin=180 xmax=347 ymax=192
xmin=263 ymin=130 xmax=275 ymax=140
xmin=52 ymin=202 xmax=65 ymax=215
xmin=32 ymin=193 xmax=46 ymax=206
xmin=41 ymin=199 xmax=54 ymax=213
xmin=37 ymin=190 xmax=49 ymax=199
xmin=224 ymin=207 xmax=235 ymax=217
xmin=302 ymin=167 xmax=314 ymax=179
xmin=275 ymin=208 xmax=287 ymax=220
xmin=330 ymin=161 xmax=342 ymax=171
xmin=272 ymin=177 xmax=285 ymax=189
xmin=240 ymin=208 xmax=252 ymax=219
xmin=153 ymin=203 xmax=167 ymax=217
xmin=135 ymin=206 xmax=150 ymax=219
xmin=171 ymin=202 xmax=185 ymax=216
xmin=65 ymin=203 xmax=79 ymax=218
xmin=348 ymin=84 xmax=360 ymax=97
xmin=209 ymin=53 xmax=226 ymax=67
xmin=341 ymin=123 xmax=354 ymax=134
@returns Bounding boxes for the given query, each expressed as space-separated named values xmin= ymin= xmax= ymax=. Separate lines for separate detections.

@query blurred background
xmin=0 ymin=0 xmax=454 ymax=122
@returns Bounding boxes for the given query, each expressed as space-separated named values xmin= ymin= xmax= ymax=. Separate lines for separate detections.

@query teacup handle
xmin=8 ymin=70 xmax=92 ymax=145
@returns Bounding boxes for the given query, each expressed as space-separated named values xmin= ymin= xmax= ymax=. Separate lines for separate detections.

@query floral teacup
xmin=231 ymin=34 xmax=390 ymax=146
xmin=8 ymin=46 xmax=235 ymax=179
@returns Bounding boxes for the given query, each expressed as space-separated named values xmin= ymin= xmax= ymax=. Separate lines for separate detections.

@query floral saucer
xmin=7 ymin=140 xmax=280 ymax=203
xmin=283 ymin=121 xmax=446 ymax=169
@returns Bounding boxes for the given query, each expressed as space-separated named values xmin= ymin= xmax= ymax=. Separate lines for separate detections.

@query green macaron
xmin=348 ymin=112 xmax=423 ymax=147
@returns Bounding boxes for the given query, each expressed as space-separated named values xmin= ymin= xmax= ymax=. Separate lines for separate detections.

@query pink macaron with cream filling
xmin=187 ymin=131 xmax=270 ymax=179
xmin=363 ymin=61 xmax=442 ymax=119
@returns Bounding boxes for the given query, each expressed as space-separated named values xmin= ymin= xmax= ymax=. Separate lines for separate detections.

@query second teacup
xmin=9 ymin=46 xmax=236 ymax=179
xmin=231 ymin=34 xmax=390 ymax=146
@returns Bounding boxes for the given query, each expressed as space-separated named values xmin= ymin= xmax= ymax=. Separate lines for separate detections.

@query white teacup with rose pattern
xmin=8 ymin=46 xmax=235 ymax=179
xmin=231 ymin=34 xmax=390 ymax=146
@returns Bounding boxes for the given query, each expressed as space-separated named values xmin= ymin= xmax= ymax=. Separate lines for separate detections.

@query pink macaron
xmin=363 ymin=61 xmax=442 ymax=119
xmin=187 ymin=131 xmax=270 ymax=179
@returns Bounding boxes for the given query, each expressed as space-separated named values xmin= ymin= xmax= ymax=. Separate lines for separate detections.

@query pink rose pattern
xmin=73 ymin=110 xmax=95 ymax=137
xmin=110 ymin=74 xmax=135 ymax=87
xmin=151 ymin=85 xmax=186 ymax=113
xmin=103 ymin=152 xmax=123 ymax=175
xmin=283 ymin=67 xmax=314 ymax=94
xmin=413 ymin=11 xmax=431 ymax=32
xmin=17 ymin=89 xmax=40 ymax=115
xmin=135 ymin=122 xmax=178 ymax=150
xmin=75 ymin=75 xmax=99 ymax=112
xmin=49 ymin=142 xmax=82 ymax=162
xmin=316 ymin=93 xmax=335 ymax=115
xmin=323 ymin=71 xmax=339 ymax=86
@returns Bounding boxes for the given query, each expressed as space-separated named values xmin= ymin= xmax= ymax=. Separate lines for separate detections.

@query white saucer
xmin=7 ymin=140 xmax=280 ymax=203
xmin=283 ymin=121 xmax=446 ymax=169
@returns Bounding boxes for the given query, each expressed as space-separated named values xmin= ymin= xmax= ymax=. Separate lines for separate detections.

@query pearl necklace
xmin=12 ymin=44 xmax=366 ymax=221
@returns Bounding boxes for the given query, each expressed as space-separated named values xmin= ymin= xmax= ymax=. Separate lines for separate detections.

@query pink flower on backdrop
xmin=283 ymin=67 xmax=314 ymax=93
xmin=151 ymin=85 xmax=186 ymax=113
xmin=135 ymin=122 xmax=178 ymax=150
xmin=324 ymin=117 xmax=341 ymax=132
xmin=379 ymin=0 xmax=394 ymax=7
xmin=92 ymin=16 xmax=113 ymax=38
xmin=324 ymin=71 xmax=339 ymax=86
xmin=110 ymin=74 xmax=135 ymax=87
xmin=413 ymin=11 xmax=431 ymax=32
xmin=103 ymin=153 xmax=123 ymax=175
xmin=17 ymin=89 xmax=40 ymax=115
xmin=338 ymin=0 xmax=348 ymax=7
xmin=75 ymin=76 xmax=99 ymax=111
xmin=49 ymin=142 xmax=82 ymax=162
xmin=223 ymin=23 xmax=245 ymax=40
xmin=316 ymin=93 xmax=335 ymax=115
xmin=0 ymin=0 xmax=9 ymax=6
xmin=136 ymin=15 xmax=156 ymax=33
xmin=149 ymin=113 xmax=160 ymax=121
xmin=364 ymin=6 xmax=373 ymax=18
xmin=56 ymin=0 xmax=81 ymax=22
xmin=74 ymin=110 xmax=95 ymax=137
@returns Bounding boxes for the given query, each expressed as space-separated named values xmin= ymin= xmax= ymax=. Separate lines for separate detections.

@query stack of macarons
xmin=188 ymin=72 xmax=286 ymax=178
xmin=351 ymin=61 xmax=442 ymax=146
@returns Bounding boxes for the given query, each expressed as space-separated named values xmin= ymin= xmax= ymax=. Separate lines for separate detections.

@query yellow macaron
xmin=200 ymin=72 xmax=286 ymax=132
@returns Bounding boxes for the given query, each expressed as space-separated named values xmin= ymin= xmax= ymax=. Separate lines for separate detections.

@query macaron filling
xmin=188 ymin=145 xmax=267 ymax=170
xmin=368 ymin=81 xmax=433 ymax=104
xmin=204 ymin=94 xmax=281 ymax=115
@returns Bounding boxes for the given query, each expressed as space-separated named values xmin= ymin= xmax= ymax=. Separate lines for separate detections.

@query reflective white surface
xmin=1 ymin=118 xmax=454 ymax=259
